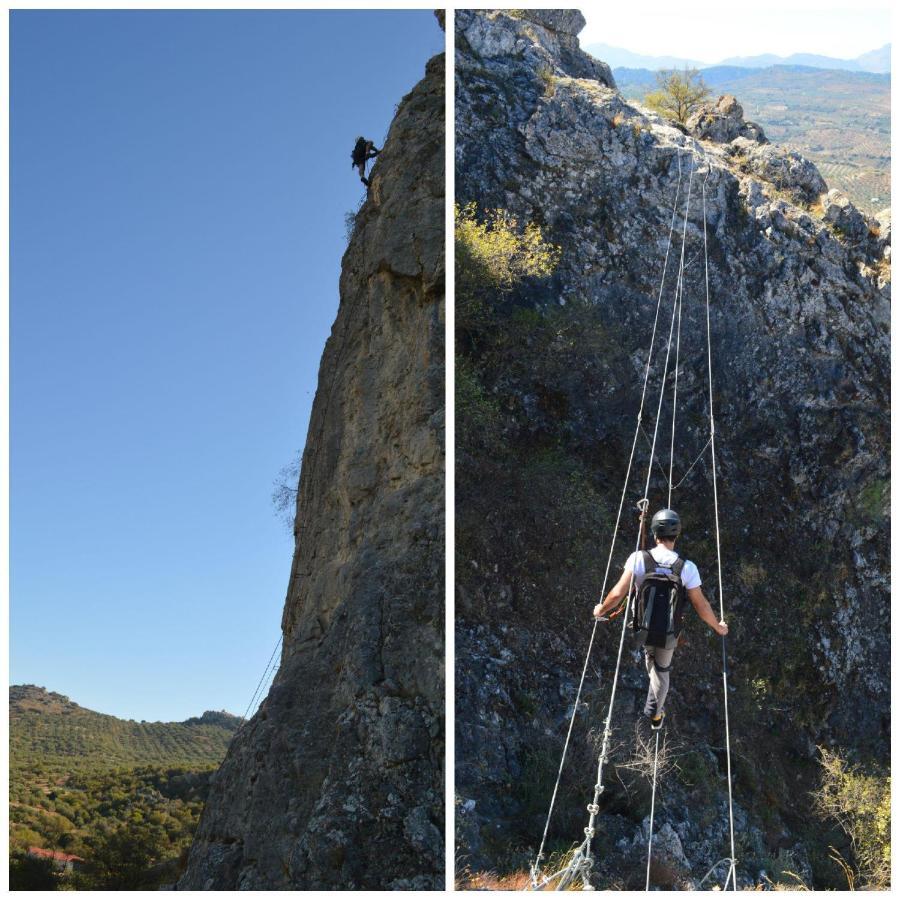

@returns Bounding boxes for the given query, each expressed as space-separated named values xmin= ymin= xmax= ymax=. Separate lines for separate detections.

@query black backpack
xmin=351 ymin=137 xmax=368 ymax=167
xmin=630 ymin=551 xmax=688 ymax=650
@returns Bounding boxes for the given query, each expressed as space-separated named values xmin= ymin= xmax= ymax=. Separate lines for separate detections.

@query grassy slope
xmin=10 ymin=684 xmax=239 ymax=773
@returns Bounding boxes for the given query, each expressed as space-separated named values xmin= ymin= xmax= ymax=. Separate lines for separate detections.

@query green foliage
xmin=9 ymin=854 xmax=59 ymax=891
xmin=456 ymin=357 xmax=505 ymax=454
xmin=644 ymin=68 xmax=711 ymax=124
xmin=855 ymin=478 xmax=889 ymax=524
xmin=456 ymin=202 xmax=560 ymax=344
xmin=455 ymin=200 xmax=562 ymax=475
xmin=675 ymin=749 xmax=717 ymax=801
xmin=86 ymin=820 xmax=173 ymax=889
xmin=814 ymin=748 xmax=890 ymax=889
xmin=10 ymin=765 xmax=214 ymax=889
xmin=9 ymin=687 xmax=236 ymax=890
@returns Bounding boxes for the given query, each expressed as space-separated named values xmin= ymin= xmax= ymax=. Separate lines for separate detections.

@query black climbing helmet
xmin=650 ymin=508 xmax=681 ymax=540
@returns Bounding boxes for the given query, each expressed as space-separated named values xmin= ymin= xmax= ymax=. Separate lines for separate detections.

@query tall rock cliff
xmin=455 ymin=10 xmax=888 ymax=890
xmin=179 ymin=50 xmax=444 ymax=890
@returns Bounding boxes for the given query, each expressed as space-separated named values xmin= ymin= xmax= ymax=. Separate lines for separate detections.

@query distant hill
xmin=613 ymin=65 xmax=891 ymax=214
xmin=718 ymin=45 xmax=890 ymax=73
xmin=10 ymin=684 xmax=241 ymax=773
xmin=584 ymin=42 xmax=891 ymax=74
xmin=581 ymin=42 xmax=705 ymax=71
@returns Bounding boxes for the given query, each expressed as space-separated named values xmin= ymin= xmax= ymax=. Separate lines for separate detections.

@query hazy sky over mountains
xmin=581 ymin=4 xmax=892 ymax=63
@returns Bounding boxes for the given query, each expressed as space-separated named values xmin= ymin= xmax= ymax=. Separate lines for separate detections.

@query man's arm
xmin=686 ymin=586 xmax=728 ymax=636
xmin=593 ymin=567 xmax=634 ymax=619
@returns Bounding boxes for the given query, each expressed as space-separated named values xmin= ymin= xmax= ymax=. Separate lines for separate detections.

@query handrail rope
xmin=667 ymin=247 xmax=685 ymax=508
xmin=640 ymin=426 xmax=712 ymax=495
xmin=702 ymin=163 xmax=738 ymax=891
xmin=242 ymin=634 xmax=283 ymax=722
xmin=670 ymin=437 xmax=712 ymax=492
xmin=577 ymin=156 xmax=697 ymax=886
xmin=645 ymin=729 xmax=661 ymax=890
xmin=529 ymin=150 xmax=687 ymax=887
xmin=638 ymin=423 xmax=673 ymax=488
xmin=641 ymin=159 xmax=695 ymax=503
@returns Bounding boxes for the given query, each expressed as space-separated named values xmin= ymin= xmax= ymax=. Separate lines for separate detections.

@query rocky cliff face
xmin=455 ymin=10 xmax=888 ymax=890
xmin=179 ymin=50 xmax=444 ymax=891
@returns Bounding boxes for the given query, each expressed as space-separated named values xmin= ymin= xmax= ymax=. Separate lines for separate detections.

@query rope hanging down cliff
xmin=529 ymin=151 xmax=737 ymax=892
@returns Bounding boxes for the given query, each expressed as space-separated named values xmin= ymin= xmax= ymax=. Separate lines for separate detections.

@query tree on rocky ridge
xmin=644 ymin=68 xmax=711 ymax=124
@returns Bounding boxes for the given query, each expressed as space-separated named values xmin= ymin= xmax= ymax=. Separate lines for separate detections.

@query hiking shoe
xmin=649 ymin=711 xmax=665 ymax=731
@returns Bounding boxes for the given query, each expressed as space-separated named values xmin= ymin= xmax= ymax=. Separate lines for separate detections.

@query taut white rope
xmin=702 ymin=164 xmax=738 ymax=891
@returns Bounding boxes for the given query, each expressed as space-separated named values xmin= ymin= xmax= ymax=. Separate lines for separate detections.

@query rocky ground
xmin=178 ymin=38 xmax=445 ymax=892
xmin=455 ymin=9 xmax=889 ymax=891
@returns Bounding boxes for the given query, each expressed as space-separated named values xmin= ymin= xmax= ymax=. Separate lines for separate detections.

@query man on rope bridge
xmin=592 ymin=508 xmax=728 ymax=730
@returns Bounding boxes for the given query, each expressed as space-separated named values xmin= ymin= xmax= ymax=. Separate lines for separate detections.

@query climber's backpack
xmin=351 ymin=137 xmax=368 ymax=167
xmin=630 ymin=551 xmax=688 ymax=650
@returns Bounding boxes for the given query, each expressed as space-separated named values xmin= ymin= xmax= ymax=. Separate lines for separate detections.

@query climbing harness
xmin=529 ymin=151 xmax=738 ymax=891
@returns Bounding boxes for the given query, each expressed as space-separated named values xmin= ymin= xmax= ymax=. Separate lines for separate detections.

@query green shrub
xmin=456 ymin=201 xmax=560 ymax=342
xmin=814 ymin=748 xmax=890 ymax=889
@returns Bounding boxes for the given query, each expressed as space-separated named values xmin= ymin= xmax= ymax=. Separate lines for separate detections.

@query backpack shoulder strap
xmin=641 ymin=550 xmax=657 ymax=573
xmin=671 ymin=556 xmax=685 ymax=578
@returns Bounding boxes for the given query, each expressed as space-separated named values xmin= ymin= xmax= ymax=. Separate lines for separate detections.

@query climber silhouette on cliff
xmin=351 ymin=136 xmax=380 ymax=187
xmin=592 ymin=508 xmax=728 ymax=730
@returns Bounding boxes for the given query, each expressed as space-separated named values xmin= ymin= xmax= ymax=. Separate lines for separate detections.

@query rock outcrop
xmin=686 ymin=94 xmax=767 ymax=144
xmin=178 ymin=48 xmax=444 ymax=891
xmin=456 ymin=9 xmax=888 ymax=890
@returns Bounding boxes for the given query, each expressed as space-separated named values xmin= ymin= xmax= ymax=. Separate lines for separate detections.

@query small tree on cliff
xmin=644 ymin=68 xmax=711 ymax=124
xmin=271 ymin=452 xmax=301 ymax=534
xmin=456 ymin=202 xmax=560 ymax=349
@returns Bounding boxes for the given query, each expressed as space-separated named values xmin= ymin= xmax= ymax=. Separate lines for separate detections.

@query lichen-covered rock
xmin=457 ymin=9 xmax=614 ymax=89
xmin=178 ymin=51 xmax=444 ymax=891
xmin=822 ymin=189 xmax=872 ymax=243
xmin=726 ymin=137 xmax=828 ymax=204
xmin=455 ymin=8 xmax=888 ymax=890
xmin=687 ymin=94 xmax=767 ymax=144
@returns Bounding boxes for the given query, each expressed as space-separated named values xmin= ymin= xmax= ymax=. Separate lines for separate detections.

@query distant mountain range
xmin=585 ymin=42 xmax=891 ymax=74
xmin=10 ymin=684 xmax=241 ymax=773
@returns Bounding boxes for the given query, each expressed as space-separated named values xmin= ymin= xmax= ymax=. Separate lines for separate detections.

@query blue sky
xmin=10 ymin=9 xmax=443 ymax=722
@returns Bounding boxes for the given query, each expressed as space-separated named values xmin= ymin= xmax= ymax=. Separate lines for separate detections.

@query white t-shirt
xmin=624 ymin=544 xmax=701 ymax=590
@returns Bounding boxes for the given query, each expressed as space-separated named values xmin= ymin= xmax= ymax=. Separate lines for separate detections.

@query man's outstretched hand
xmin=593 ymin=602 xmax=608 ymax=620
xmin=715 ymin=620 xmax=729 ymax=636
